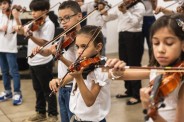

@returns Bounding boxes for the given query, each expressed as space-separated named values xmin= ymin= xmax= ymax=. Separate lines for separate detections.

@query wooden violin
xmin=54 ymin=29 xmax=77 ymax=60
xmin=68 ymin=56 xmax=102 ymax=72
xmin=143 ymin=61 xmax=184 ymax=121
xmin=118 ymin=0 xmax=140 ymax=10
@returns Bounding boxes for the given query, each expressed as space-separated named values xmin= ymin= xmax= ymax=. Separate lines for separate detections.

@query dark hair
xmin=0 ymin=0 xmax=11 ymax=4
xmin=77 ymin=25 xmax=104 ymax=52
xmin=58 ymin=1 xmax=81 ymax=14
xmin=29 ymin=0 xmax=50 ymax=11
xmin=149 ymin=14 xmax=184 ymax=66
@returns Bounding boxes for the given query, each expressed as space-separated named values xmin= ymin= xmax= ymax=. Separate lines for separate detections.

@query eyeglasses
xmin=58 ymin=13 xmax=77 ymax=23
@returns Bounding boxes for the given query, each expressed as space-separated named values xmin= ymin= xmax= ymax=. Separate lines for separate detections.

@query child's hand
xmin=140 ymin=87 xmax=152 ymax=109
xmin=12 ymin=9 xmax=20 ymax=20
xmin=118 ymin=4 xmax=127 ymax=13
xmin=154 ymin=6 xmax=163 ymax=14
xmin=69 ymin=66 xmax=84 ymax=79
xmin=49 ymin=44 xmax=57 ymax=55
xmin=105 ymin=58 xmax=126 ymax=79
xmin=49 ymin=78 xmax=60 ymax=93
xmin=23 ymin=26 xmax=33 ymax=37
xmin=105 ymin=58 xmax=126 ymax=71
xmin=1 ymin=25 xmax=7 ymax=32
xmin=32 ymin=46 xmax=41 ymax=55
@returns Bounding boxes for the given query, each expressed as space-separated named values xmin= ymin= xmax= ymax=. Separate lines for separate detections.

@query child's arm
xmin=154 ymin=6 xmax=173 ymax=15
xmin=69 ymin=68 xmax=101 ymax=107
xmin=105 ymin=58 xmax=149 ymax=80
xmin=32 ymin=44 xmax=56 ymax=57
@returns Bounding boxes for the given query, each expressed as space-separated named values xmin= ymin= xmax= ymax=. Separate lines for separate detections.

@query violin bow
xmin=28 ymin=0 xmax=125 ymax=58
xmin=10 ymin=2 xmax=61 ymax=34
xmin=27 ymin=8 xmax=98 ymax=58
xmin=49 ymin=27 xmax=102 ymax=97
xmin=96 ymin=65 xmax=184 ymax=73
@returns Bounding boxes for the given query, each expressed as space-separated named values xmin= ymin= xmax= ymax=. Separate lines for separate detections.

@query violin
xmin=54 ymin=30 xmax=76 ymax=60
xmin=28 ymin=17 xmax=45 ymax=32
xmin=24 ymin=17 xmax=46 ymax=39
xmin=5 ymin=5 xmax=26 ymax=18
xmin=118 ymin=0 xmax=140 ymax=10
xmin=4 ymin=5 xmax=26 ymax=35
xmin=143 ymin=61 xmax=184 ymax=121
xmin=49 ymin=56 xmax=105 ymax=97
xmin=68 ymin=57 xmax=102 ymax=72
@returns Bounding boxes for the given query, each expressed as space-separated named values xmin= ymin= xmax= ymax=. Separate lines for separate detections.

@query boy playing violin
xmin=32 ymin=1 xmax=83 ymax=122
xmin=16 ymin=0 xmax=58 ymax=121
xmin=0 ymin=0 xmax=22 ymax=105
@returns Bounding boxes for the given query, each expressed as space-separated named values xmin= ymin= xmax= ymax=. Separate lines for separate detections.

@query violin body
xmin=54 ymin=30 xmax=76 ymax=60
xmin=119 ymin=0 xmax=140 ymax=10
xmin=29 ymin=17 xmax=45 ymax=31
xmin=69 ymin=57 xmax=101 ymax=72
xmin=144 ymin=61 xmax=184 ymax=120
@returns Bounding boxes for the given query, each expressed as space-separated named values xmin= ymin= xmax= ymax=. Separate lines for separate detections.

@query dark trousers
xmin=142 ymin=16 xmax=156 ymax=59
xmin=118 ymin=31 xmax=144 ymax=99
xmin=29 ymin=60 xmax=58 ymax=116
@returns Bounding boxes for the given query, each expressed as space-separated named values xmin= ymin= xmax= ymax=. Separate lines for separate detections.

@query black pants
xmin=142 ymin=15 xmax=156 ymax=59
xmin=29 ymin=60 xmax=58 ymax=116
xmin=119 ymin=31 xmax=144 ymax=99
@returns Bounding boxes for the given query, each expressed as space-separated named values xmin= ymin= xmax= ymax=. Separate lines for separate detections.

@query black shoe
xmin=116 ymin=94 xmax=130 ymax=98
xmin=126 ymin=98 xmax=141 ymax=105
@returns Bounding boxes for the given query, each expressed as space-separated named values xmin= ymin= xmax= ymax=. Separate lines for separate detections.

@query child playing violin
xmin=0 ymin=0 xmax=22 ymax=105
xmin=32 ymin=1 xmax=83 ymax=122
xmin=16 ymin=0 xmax=58 ymax=121
xmin=49 ymin=25 xmax=124 ymax=122
xmin=105 ymin=13 xmax=184 ymax=122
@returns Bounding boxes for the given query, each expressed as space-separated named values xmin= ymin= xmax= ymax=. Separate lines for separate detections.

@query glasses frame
xmin=58 ymin=13 xmax=77 ymax=23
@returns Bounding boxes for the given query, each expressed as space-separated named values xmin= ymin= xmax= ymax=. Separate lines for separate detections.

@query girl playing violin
xmin=106 ymin=13 xmax=184 ymax=122
xmin=0 ymin=0 xmax=22 ymax=105
xmin=49 ymin=25 xmax=122 ymax=122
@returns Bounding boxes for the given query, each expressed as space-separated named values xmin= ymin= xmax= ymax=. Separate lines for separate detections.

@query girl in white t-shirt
xmin=0 ymin=0 xmax=22 ymax=105
xmin=49 ymin=25 xmax=122 ymax=122
xmin=105 ymin=14 xmax=184 ymax=122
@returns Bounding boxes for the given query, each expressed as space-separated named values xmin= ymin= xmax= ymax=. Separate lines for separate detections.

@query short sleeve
xmin=89 ymin=68 xmax=110 ymax=86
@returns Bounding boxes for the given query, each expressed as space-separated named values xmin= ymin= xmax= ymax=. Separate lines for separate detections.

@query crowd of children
xmin=0 ymin=0 xmax=184 ymax=122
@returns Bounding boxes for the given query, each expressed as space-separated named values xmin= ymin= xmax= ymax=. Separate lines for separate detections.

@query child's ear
xmin=96 ymin=43 xmax=103 ymax=52
xmin=77 ymin=13 xmax=82 ymax=21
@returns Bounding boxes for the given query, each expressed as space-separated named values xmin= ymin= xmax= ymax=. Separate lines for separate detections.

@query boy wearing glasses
xmin=31 ymin=1 xmax=82 ymax=122
xmin=16 ymin=0 xmax=58 ymax=121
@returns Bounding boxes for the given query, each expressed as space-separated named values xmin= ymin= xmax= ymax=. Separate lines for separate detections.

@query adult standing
xmin=103 ymin=0 xmax=145 ymax=105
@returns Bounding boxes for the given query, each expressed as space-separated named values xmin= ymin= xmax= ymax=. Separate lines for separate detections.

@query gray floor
xmin=0 ymin=50 xmax=149 ymax=122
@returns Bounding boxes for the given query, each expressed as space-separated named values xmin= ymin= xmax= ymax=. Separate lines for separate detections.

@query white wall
xmin=12 ymin=0 xmax=178 ymax=54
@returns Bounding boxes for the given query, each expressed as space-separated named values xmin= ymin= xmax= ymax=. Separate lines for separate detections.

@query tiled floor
xmin=0 ymin=50 xmax=149 ymax=122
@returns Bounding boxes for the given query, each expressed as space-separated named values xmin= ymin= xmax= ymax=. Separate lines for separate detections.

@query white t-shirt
xmin=27 ymin=17 xmax=54 ymax=66
xmin=147 ymin=70 xmax=180 ymax=122
xmin=58 ymin=44 xmax=76 ymax=79
xmin=69 ymin=68 xmax=111 ymax=121
xmin=81 ymin=2 xmax=97 ymax=25
xmin=102 ymin=2 xmax=145 ymax=32
xmin=0 ymin=10 xmax=18 ymax=53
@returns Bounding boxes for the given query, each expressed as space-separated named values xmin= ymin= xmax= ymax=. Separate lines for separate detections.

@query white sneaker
xmin=0 ymin=91 xmax=12 ymax=101
xmin=12 ymin=94 xmax=22 ymax=105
